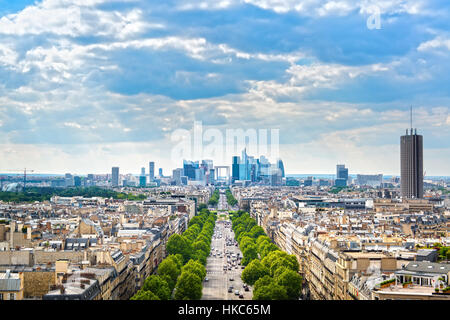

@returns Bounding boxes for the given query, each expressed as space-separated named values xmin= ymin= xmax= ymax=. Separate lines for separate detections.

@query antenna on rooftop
xmin=410 ymin=105 xmax=413 ymax=134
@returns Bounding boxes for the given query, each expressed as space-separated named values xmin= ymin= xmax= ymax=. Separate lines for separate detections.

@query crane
xmin=0 ymin=168 xmax=35 ymax=192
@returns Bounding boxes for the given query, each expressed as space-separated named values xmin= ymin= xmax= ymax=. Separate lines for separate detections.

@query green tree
xmin=142 ymin=275 xmax=171 ymax=300
xmin=166 ymin=234 xmax=192 ymax=263
xmin=241 ymin=259 xmax=269 ymax=286
xmin=249 ymin=225 xmax=265 ymax=239
xmin=131 ymin=289 xmax=160 ymax=300
xmin=262 ymin=250 xmax=299 ymax=275
xmin=181 ymin=259 xmax=206 ymax=280
xmin=242 ymin=244 xmax=258 ymax=266
xmin=197 ymin=203 xmax=207 ymax=211
xmin=174 ymin=272 xmax=203 ymax=300
xmin=256 ymin=235 xmax=271 ymax=247
xmin=157 ymin=258 xmax=180 ymax=291
xmin=240 ymin=236 xmax=255 ymax=251
xmin=189 ymin=216 xmax=205 ymax=229
xmin=191 ymin=250 xmax=207 ymax=266
xmin=253 ymin=275 xmax=288 ymax=300
xmin=261 ymin=242 xmax=279 ymax=259
xmin=192 ymin=240 xmax=209 ymax=255
xmin=275 ymin=268 xmax=302 ymax=300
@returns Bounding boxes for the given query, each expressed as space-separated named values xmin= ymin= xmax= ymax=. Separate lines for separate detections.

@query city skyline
xmin=0 ymin=1 xmax=449 ymax=176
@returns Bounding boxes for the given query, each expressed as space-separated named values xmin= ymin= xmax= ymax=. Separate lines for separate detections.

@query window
xmin=9 ymin=293 xmax=15 ymax=300
xmin=0 ymin=293 xmax=3 ymax=300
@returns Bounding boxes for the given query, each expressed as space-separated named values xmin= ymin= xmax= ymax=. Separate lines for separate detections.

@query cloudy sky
xmin=0 ymin=0 xmax=449 ymax=176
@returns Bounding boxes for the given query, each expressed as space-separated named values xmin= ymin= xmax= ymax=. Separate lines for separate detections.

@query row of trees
xmin=226 ymin=189 xmax=237 ymax=206
xmin=230 ymin=211 xmax=302 ymax=300
xmin=0 ymin=186 xmax=147 ymax=203
xmin=131 ymin=208 xmax=216 ymax=300
xmin=208 ymin=189 xmax=219 ymax=206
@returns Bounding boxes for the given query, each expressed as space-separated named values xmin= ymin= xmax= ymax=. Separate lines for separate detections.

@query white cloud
xmin=0 ymin=1 xmax=157 ymax=38
xmin=418 ymin=36 xmax=450 ymax=53
xmin=241 ymin=0 xmax=429 ymax=16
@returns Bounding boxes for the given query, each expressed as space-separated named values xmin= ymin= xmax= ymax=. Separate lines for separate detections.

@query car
xmin=234 ymin=290 xmax=239 ymax=295
xmin=229 ymin=278 xmax=234 ymax=281
xmin=228 ymin=288 xmax=232 ymax=293
xmin=239 ymin=294 xmax=244 ymax=299
xmin=241 ymin=266 xmax=245 ymax=269
xmin=245 ymin=287 xmax=249 ymax=292
xmin=204 ymin=278 xmax=209 ymax=282
xmin=229 ymin=285 xmax=233 ymax=289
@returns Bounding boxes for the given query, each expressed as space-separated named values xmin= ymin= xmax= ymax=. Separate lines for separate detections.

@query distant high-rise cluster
xmin=180 ymin=159 xmax=215 ymax=186
xmin=231 ymin=148 xmax=284 ymax=186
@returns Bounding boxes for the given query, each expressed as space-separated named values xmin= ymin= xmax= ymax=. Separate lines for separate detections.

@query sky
xmin=0 ymin=0 xmax=449 ymax=176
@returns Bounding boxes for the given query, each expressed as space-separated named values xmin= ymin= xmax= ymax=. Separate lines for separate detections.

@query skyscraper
xmin=277 ymin=159 xmax=285 ymax=178
xmin=336 ymin=164 xmax=348 ymax=187
xmin=159 ymin=168 xmax=163 ymax=177
xmin=149 ymin=162 xmax=155 ymax=181
xmin=64 ymin=173 xmax=74 ymax=187
xmin=232 ymin=156 xmax=240 ymax=183
xmin=172 ymin=168 xmax=183 ymax=185
xmin=139 ymin=175 xmax=146 ymax=187
xmin=401 ymin=128 xmax=423 ymax=198
xmin=74 ymin=176 xmax=82 ymax=187
xmin=141 ymin=167 xmax=145 ymax=175
xmin=112 ymin=167 xmax=119 ymax=187
xmin=183 ymin=160 xmax=198 ymax=180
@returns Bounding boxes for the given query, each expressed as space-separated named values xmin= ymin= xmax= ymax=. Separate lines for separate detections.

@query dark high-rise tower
xmin=111 ymin=167 xmax=119 ymax=187
xmin=232 ymin=156 xmax=240 ymax=183
xmin=400 ymin=128 xmax=423 ymax=198
xmin=277 ymin=159 xmax=285 ymax=178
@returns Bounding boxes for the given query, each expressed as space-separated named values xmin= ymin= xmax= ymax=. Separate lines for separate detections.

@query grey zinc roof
xmin=404 ymin=261 xmax=450 ymax=274
xmin=0 ymin=273 xmax=21 ymax=291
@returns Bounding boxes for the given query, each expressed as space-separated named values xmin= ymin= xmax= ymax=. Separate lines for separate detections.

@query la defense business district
xmin=0 ymin=124 xmax=449 ymax=301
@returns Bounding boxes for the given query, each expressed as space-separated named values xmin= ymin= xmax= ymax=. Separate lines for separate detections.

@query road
xmin=202 ymin=192 xmax=252 ymax=300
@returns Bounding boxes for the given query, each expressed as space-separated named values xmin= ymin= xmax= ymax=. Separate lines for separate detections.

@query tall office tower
xmin=183 ymin=160 xmax=199 ymax=180
xmin=112 ymin=167 xmax=119 ymax=187
xmin=159 ymin=168 xmax=163 ymax=177
xmin=87 ymin=173 xmax=95 ymax=186
xmin=232 ymin=156 xmax=240 ymax=183
xmin=74 ymin=176 xmax=82 ymax=187
xmin=277 ymin=159 xmax=285 ymax=178
xmin=202 ymin=160 xmax=214 ymax=171
xmin=336 ymin=164 xmax=348 ymax=187
xmin=209 ymin=169 xmax=215 ymax=185
xmin=64 ymin=173 xmax=74 ymax=187
xmin=149 ymin=162 xmax=155 ymax=181
xmin=139 ymin=175 xmax=146 ymax=187
xmin=173 ymin=168 xmax=183 ymax=185
xmin=141 ymin=167 xmax=145 ymax=175
xmin=241 ymin=148 xmax=250 ymax=180
xmin=401 ymin=128 xmax=423 ymax=198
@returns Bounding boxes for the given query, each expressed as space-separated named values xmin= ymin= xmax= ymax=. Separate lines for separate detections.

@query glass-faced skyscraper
xmin=149 ymin=162 xmax=155 ymax=181
xmin=400 ymin=128 xmax=423 ymax=198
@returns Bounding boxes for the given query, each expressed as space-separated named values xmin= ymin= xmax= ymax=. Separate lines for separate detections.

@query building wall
xmin=34 ymin=251 xmax=86 ymax=264
xmin=0 ymin=251 xmax=33 ymax=266
xmin=23 ymin=271 xmax=55 ymax=298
